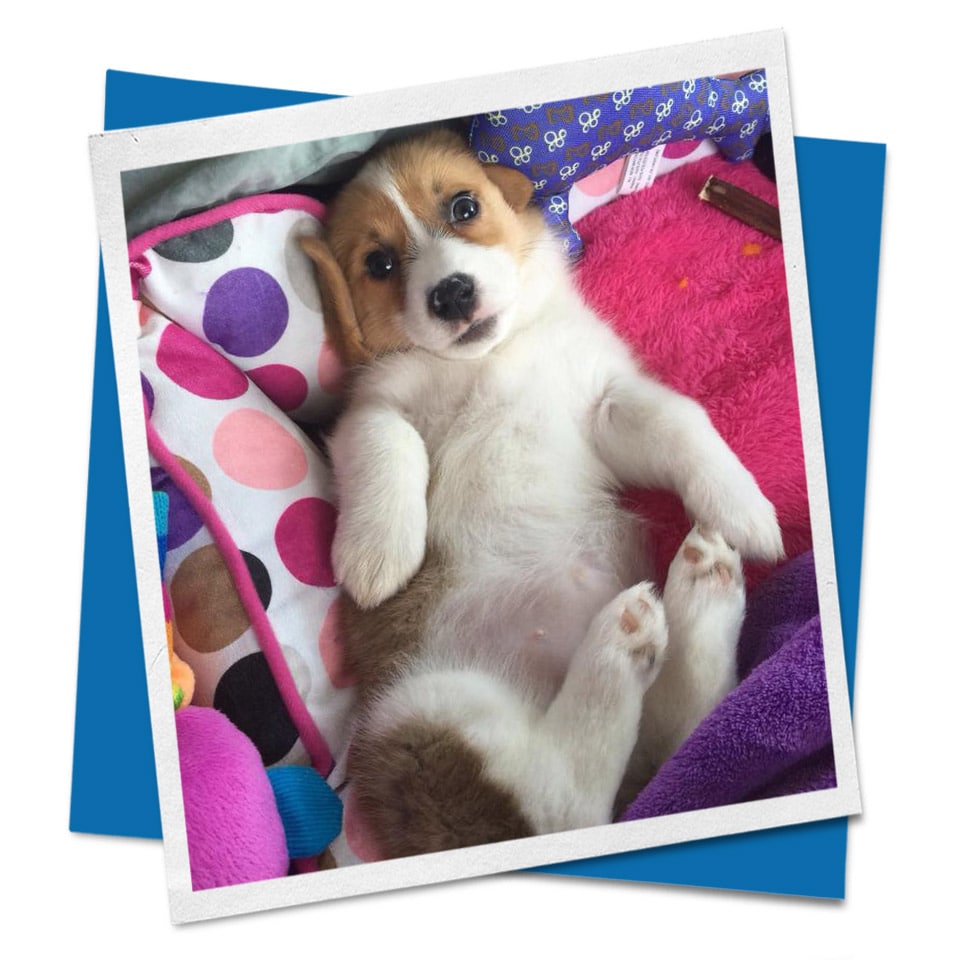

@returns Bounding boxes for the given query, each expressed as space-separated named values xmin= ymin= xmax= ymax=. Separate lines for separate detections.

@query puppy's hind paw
xmin=589 ymin=583 xmax=668 ymax=690
xmin=663 ymin=524 xmax=746 ymax=637
xmin=675 ymin=524 xmax=744 ymax=588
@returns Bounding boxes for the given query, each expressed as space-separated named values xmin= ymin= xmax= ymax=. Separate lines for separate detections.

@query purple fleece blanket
xmin=620 ymin=550 xmax=836 ymax=821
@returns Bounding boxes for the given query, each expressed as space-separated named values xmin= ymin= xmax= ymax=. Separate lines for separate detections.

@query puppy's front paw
xmin=718 ymin=489 xmax=783 ymax=563
xmin=332 ymin=513 xmax=426 ymax=609
xmin=688 ymin=470 xmax=783 ymax=563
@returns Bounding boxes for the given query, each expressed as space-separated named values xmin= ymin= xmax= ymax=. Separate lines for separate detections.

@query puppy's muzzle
xmin=428 ymin=273 xmax=477 ymax=322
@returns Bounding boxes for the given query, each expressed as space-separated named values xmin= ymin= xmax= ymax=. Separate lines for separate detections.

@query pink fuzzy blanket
xmin=575 ymin=153 xmax=810 ymax=589
xmin=573 ymin=153 xmax=833 ymax=819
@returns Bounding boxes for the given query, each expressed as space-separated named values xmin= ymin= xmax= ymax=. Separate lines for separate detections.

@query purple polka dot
xmin=155 ymin=323 xmax=248 ymax=400
xmin=141 ymin=374 xmax=155 ymax=418
xmin=151 ymin=467 xmax=203 ymax=550
xmin=203 ymin=268 xmax=289 ymax=357
xmin=247 ymin=364 xmax=309 ymax=412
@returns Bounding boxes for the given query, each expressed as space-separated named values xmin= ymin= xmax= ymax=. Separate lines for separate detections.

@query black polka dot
xmin=241 ymin=550 xmax=272 ymax=610
xmin=154 ymin=219 xmax=234 ymax=263
xmin=213 ymin=652 xmax=298 ymax=766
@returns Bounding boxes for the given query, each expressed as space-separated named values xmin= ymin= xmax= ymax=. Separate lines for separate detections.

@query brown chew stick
xmin=698 ymin=175 xmax=782 ymax=241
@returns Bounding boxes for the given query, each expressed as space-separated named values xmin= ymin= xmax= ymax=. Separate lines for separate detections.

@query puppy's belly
xmin=424 ymin=555 xmax=629 ymax=702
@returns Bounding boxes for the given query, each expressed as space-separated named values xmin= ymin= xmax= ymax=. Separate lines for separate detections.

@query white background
xmin=4 ymin=4 xmax=953 ymax=956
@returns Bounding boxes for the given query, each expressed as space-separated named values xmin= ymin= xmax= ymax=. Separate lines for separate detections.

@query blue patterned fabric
xmin=469 ymin=72 xmax=770 ymax=255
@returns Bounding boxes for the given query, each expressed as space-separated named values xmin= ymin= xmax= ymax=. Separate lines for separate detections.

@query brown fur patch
xmin=322 ymin=185 xmax=412 ymax=357
xmin=482 ymin=162 xmax=535 ymax=212
xmin=299 ymin=235 xmax=373 ymax=365
xmin=321 ymin=129 xmax=539 ymax=363
xmin=349 ymin=717 xmax=535 ymax=858
xmin=386 ymin=132 xmax=529 ymax=257
xmin=339 ymin=546 xmax=448 ymax=710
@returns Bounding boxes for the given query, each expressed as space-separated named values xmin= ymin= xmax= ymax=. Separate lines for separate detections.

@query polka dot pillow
xmin=130 ymin=194 xmax=345 ymax=424
xmin=132 ymin=196 xmax=367 ymax=865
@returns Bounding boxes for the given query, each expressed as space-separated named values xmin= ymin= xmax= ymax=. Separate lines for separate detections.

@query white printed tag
xmin=619 ymin=145 xmax=666 ymax=194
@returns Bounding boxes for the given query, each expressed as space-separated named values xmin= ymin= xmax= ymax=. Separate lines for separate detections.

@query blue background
xmin=70 ymin=70 xmax=883 ymax=898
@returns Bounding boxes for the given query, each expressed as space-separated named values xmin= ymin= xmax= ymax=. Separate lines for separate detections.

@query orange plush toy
xmin=166 ymin=587 xmax=195 ymax=710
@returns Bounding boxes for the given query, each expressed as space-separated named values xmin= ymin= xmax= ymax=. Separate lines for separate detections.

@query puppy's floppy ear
xmin=299 ymin=235 xmax=371 ymax=366
xmin=482 ymin=163 xmax=535 ymax=212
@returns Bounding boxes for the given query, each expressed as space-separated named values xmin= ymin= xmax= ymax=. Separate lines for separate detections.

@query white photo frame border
xmin=89 ymin=27 xmax=861 ymax=923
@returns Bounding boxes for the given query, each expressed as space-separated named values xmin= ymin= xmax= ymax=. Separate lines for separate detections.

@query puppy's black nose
xmin=428 ymin=273 xmax=476 ymax=322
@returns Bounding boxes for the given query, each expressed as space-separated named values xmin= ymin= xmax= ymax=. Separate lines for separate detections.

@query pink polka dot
xmin=318 ymin=596 xmax=357 ymax=687
xmin=663 ymin=140 xmax=702 ymax=160
xmin=274 ymin=497 xmax=336 ymax=586
xmin=576 ymin=157 xmax=626 ymax=197
xmin=317 ymin=340 xmax=345 ymax=394
xmin=247 ymin=364 xmax=309 ymax=412
xmin=137 ymin=301 xmax=152 ymax=327
xmin=343 ymin=789 xmax=383 ymax=862
xmin=212 ymin=408 xmax=308 ymax=489
xmin=156 ymin=323 xmax=248 ymax=400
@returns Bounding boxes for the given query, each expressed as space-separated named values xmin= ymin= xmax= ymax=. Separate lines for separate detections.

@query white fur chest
xmin=401 ymin=313 xmax=621 ymax=554
xmin=360 ymin=309 xmax=648 ymax=696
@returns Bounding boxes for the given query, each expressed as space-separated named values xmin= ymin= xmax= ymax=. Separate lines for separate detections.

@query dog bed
xmin=135 ymin=196 xmax=352 ymax=785
xmin=131 ymin=103 xmax=829 ymax=881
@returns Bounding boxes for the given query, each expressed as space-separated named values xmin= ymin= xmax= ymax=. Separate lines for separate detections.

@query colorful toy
xmin=154 ymin=490 xmax=194 ymax=710
xmin=176 ymin=706 xmax=289 ymax=890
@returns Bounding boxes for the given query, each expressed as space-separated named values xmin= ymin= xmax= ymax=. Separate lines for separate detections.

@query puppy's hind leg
xmin=633 ymin=525 xmax=746 ymax=776
xmin=347 ymin=589 xmax=668 ymax=855
xmin=535 ymin=583 xmax=668 ymax=831
xmin=591 ymin=375 xmax=783 ymax=562
xmin=346 ymin=670 xmax=542 ymax=859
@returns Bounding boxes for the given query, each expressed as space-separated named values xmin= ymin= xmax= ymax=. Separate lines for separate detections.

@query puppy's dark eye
xmin=450 ymin=193 xmax=479 ymax=223
xmin=365 ymin=249 xmax=395 ymax=280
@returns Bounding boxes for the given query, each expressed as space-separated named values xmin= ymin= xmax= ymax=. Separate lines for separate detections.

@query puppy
xmin=302 ymin=128 xmax=782 ymax=859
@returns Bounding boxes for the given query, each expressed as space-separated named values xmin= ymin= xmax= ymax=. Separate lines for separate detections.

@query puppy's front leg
xmin=593 ymin=375 xmax=783 ymax=562
xmin=328 ymin=404 xmax=429 ymax=609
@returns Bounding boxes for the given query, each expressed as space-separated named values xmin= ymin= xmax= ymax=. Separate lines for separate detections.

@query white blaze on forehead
xmin=353 ymin=153 xmax=523 ymax=359
xmin=356 ymin=159 xmax=431 ymax=248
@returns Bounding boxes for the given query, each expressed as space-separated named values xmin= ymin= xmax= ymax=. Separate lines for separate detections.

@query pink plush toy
xmin=176 ymin=706 xmax=289 ymax=891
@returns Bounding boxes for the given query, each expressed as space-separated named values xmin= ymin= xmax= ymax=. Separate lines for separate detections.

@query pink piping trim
xmin=146 ymin=417 xmax=334 ymax=778
xmin=128 ymin=193 xmax=326 ymax=298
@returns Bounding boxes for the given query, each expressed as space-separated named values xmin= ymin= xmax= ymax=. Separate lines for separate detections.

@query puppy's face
xmin=307 ymin=130 xmax=540 ymax=362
